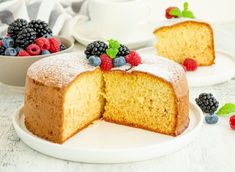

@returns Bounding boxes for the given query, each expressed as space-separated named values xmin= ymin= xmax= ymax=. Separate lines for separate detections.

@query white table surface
xmin=1 ymin=23 xmax=235 ymax=172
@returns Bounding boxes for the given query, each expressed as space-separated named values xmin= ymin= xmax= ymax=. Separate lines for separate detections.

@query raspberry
xmin=0 ymin=40 xmax=2 ymax=46
xmin=26 ymin=44 xmax=41 ymax=56
xmin=18 ymin=49 xmax=30 ymax=56
xmin=125 ymin=51 xmax=142 ymax=66
xmin=230 ymin=115 xmax=235 ymax=130
xmin=48 ymin=37 xmax=60 ymax=53
xmin=100 ymin=54 xmax=113 ymax=71
xmin=35 ymin=37 xmax=50 ymax=50
xmin=165 ymin=7 xmax=179 ymax=19
xmin=183 ymin=58 xmax=198 ymax=71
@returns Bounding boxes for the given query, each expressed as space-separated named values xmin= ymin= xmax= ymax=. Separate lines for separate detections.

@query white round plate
xmin=137 ymin=47 xmax=235 ymax=87
xmin=72 ymin=19 xmax=155 ymax=49
xmin=13 ymin=102 xmax=203 ymax=163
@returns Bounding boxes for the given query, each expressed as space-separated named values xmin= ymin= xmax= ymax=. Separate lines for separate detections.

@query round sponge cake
xmin=24 ymin=52 xmax=189 ymax=143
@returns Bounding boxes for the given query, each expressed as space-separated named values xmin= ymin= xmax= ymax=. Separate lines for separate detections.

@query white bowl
xmin=0 ymin=37 xmax=74 ymax=87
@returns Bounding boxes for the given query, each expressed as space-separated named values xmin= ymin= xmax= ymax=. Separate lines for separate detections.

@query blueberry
xmin=5 ymin=48 xmax=17 ymax=56
xmin=88 ymin=55 xmax=101 ymax=67
xmin=113 ymin=56 xmax=126 ymax=67
xmin=2 ymin=37 xmax=14 ymax=48
xmin=15 ymin=47 xmax=22 ymax=53
xmin=41 ymin=50 xmax=50 ymax=55
xmin=60 ymin=44 xmax=66 ymax=51
xmin=205 ymin=114 xmax=219 ymax=124
xmin=43 ymin=34 xmax=52 ymax=39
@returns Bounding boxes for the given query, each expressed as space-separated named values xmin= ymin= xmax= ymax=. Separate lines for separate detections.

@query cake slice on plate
xmin=154 ymin=2 xmax=215 ymax=66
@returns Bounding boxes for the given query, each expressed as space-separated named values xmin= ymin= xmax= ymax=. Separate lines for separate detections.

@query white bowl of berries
xmin=0 ymin=19 xmax=74 ymax=87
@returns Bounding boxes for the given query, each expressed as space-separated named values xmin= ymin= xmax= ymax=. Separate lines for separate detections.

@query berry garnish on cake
xmin=85 ymin=41 xmax=108 ymax=58
xmin=165 ymin=2 xmax=195 ymax=19
xmin=0 ymin=18 xmax=67 ymax=57
xmin=84 ymin=39 xmax=142 ymax=71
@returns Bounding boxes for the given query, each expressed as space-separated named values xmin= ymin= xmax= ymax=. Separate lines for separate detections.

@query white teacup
xmin=88 ymin=0 xmax=150 ymax=41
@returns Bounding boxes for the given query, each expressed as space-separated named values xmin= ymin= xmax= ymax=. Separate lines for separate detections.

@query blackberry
xmin=117 ymin=44 xmax=130 ymax=56
xmin=195 ymin=93 xmax=219 ymax=114
xmin=7 ymin=18 xmax=28 ymax=40
xmin=28 ymin=20 xmax=52 ymax=37
xmin=16 ymin=28 xmax=36 ymax=48
xmin=0 ymin=46 xmax=6 ymax=55
xmin=84 ymin=41 xmax=108 ymax=58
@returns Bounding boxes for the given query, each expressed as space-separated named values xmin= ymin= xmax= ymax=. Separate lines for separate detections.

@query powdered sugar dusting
xmin=27 ymin=52 xmax=185 ymax=88
xmin=27 ymin=52 xmax=96 ymax=88
xmin=131 ymin=54 xmax=185 ymax=83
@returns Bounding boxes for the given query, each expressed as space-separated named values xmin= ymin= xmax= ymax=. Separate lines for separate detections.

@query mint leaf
xmin=184 ymin=2 xmax=188 ymax=10
xmin=217 ymin=103 xmax=235 ymax=116
xmin=182 ymin=10 xmax=195 ymax=18
xmin=106 ymin=39 xmax=120 ymax=58
xmin=106 ymin=48 xmax=118 ymax=59
xmin=108 ymin=39 xmax=120 ymax=49
xmin=169 ymin=8 xmax=182 ymax=17
xmin=182 ymin=2 xmax=196 ymax=19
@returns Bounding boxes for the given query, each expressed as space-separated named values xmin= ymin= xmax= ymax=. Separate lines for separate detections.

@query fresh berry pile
xmin=195 ymin=93 xmax=219 ymax=124
xmin=196 ymin=93 xmax=235 ymax=128
xmin=165 ymin=2 xmax=195 ymax=19
xmin=0 ymin=18 xmax=66 ymax=57
xmin=84 ymin=39 xmax=142 ymax=71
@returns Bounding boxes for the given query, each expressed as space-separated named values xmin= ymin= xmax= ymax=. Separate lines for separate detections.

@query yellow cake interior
xmin=63 ymin=71 xmax=104 ymax=140
xmin=103 ymin=71 xmax=177 ymax=135
xmin=61 ymin=70 xmax=178 ymax=141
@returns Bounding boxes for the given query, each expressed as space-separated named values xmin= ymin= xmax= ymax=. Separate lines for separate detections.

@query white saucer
xmin=13 ymin=102 xmax=203 ymax=163
xmin=72 ymin=19 xmax=155 ymax=49
xmin=137 ymin=47 xmax=235 ymax=87
xmin=0 ymin=82 xmax=25 ymax=94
